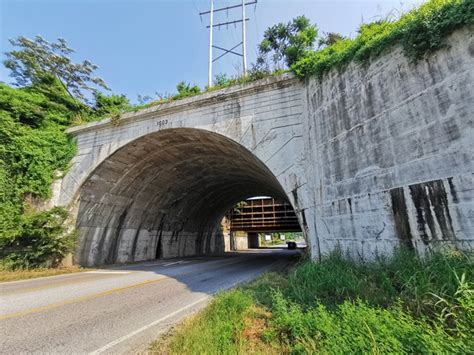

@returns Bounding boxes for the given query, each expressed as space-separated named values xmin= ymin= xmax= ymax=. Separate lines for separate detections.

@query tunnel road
xmin=0 ymin=248 xmax=299 ymax=354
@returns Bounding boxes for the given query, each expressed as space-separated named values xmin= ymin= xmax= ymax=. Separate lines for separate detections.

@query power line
xmin=206 ymin=18 xmax=249 ymax=29
xmin=199 ymin=1 xmax=257 ymax=15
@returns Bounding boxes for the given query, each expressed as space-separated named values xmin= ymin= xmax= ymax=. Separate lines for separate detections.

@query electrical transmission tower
xmin=200 ymin=0 xmax=257 ymax=87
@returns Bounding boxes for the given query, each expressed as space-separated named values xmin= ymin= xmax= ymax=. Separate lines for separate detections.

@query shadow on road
xmin=102 ymin=247 xmax=304 ymax=295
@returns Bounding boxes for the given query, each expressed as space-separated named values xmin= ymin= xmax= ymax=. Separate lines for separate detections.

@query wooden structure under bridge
xmin=228 ymin=198 xmax=301 ymax=233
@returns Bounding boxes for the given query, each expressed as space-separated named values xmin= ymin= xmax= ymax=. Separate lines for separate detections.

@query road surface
xmin=1 ymin=248 xmax=298 ymax=354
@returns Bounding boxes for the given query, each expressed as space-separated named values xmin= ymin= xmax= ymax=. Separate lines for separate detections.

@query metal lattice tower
xmin=199 ymin=0 xmax=257 ymax=87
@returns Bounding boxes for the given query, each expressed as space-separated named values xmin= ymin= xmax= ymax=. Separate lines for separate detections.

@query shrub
xmin=291 ymin=0 xmax=474 ymax=79
xmin=0 ymin=70 xmax=124 ymax=268
xmin=0 ymin=207 xmax=76 ymax=269
xmin=175 ymin=81 xmax=201 ymax=99
xmin=92 ymin=91 xmax=130 ymax=118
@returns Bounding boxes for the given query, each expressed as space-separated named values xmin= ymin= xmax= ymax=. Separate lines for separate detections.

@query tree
xmin=4 ymin=36 xmax=109 ymax=104
xmin=93 ymin=91 xmax=130 ymax=117
xmin=256 ymin=15 xmax=318 ymax=70
xmin=318 ymin=32 xmax=346 ymax=48
xmin=175 ymin=81 xmax=201 ymax=99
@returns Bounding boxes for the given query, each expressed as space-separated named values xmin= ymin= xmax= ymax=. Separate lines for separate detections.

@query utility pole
xmin=241 ymin=0 xmax=247 ymax=76
xmin=200 ymin=0 xmax=257 ymax=87
xmin=208 ymin=0 xmax=214 ymax=88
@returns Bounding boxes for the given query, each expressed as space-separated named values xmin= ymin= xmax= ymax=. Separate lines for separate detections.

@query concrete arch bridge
xmin=54 ymin=29 xmax=474 ymax=266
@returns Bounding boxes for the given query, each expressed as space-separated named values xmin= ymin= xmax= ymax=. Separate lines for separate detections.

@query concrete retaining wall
xmin=303 ymin=27 xmax=474 ymax=259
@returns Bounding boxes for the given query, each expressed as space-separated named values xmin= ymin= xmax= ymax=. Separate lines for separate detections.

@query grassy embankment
xmin=149 ymin=249 xmax=473 ymax=354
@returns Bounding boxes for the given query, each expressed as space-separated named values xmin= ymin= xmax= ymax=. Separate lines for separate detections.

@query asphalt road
xmin=0 ymin=248 xmax=299 ymax=354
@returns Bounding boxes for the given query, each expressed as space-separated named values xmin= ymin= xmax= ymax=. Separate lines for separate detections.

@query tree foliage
xmin=93 ymin=91 xmax=130 ymax=117
xmin=0 ymin=207 xmax=76 ymax=269
xmin=256 ymin=15 xmax=317 ymax=70
xmin=175 ymin=81 xmax=201 ymax=99
xmin=0 ymin=38 xmax=132 ymax=269
xmin=4 ymin=36 xmax=109 ymax=104
xmin=318 ymin=32 xmax=346 ymax=48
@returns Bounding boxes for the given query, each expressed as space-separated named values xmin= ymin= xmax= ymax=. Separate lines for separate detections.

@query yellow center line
xmin=0 ymin=257 xmax=248 ymax=321
xmin=0 ymin=277 xmax=170 ymax=321
xmin=0 ymin=273 xmax=128 ymax=295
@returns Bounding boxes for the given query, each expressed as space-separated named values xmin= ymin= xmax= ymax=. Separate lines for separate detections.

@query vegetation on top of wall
xmin=150 ymin=249 xmax=474 ymax=354
xmin=136 ymin=0 xmax=473 ymax=111
xmin=256 ymin=15 xmax=318 ymax=70
xmin=129 ymin=68 xmax=281 ymax=112
xmin=291 ymin=0 xmax=474 ymax=79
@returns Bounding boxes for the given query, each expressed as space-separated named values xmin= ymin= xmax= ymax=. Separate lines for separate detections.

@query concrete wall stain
xmin=106 ymin=207 xmax=129 ymax=264
xmin=409 ymin=179 xmax=456 ymax=243
xmin=447 ymin=177 xmax=459 ymax=203
xmin=390 ymin=187 xmax=414 ymax=250
xmin=129 ymin=222 xmax=143 ymax=262
xmin=155 ymin=215 xmax=165 ymax=259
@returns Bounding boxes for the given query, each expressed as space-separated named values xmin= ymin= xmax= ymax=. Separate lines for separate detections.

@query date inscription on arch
xmin=156 ymin=119 xmax=169 ymax=129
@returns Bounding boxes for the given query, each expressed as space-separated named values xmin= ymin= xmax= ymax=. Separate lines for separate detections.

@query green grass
xmin=148 ymin=249 xmax=473 ymax=354
xmin=292 ymin=0 xmax=474 ymax=79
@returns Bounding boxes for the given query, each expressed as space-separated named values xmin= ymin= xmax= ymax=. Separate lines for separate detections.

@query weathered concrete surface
xmin=57 ymin=28 xmax=474 ymax=266
xmin=234 ymin=234 xmax=250 ymax=251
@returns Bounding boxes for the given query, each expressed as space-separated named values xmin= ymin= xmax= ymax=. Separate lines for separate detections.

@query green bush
xmin=92 ymin=91 xmax=130 ymax=118
xmin=292 ymin=0 xmax=474 ymax=79
xmin=175 ymin=81 xmax=201 ymax=99
xmin=0 ymin=72 xmax=128 ymax=269
xmin=0 ymin=82 xmax=77 ymax=250
xmin=0 ymin=207 xmax=76 ymax=269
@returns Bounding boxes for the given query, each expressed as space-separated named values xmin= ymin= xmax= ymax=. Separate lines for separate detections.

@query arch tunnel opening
xmin=74 ymin=128 xmax=304 ymax=267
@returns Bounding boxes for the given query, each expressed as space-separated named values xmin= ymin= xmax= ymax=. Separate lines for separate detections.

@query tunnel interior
xmin=75 ymin=128 xmax=300 ymax=266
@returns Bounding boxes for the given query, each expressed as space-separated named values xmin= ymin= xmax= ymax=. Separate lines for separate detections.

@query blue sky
xmin=0 ymin=0 xmax=422 ymax=102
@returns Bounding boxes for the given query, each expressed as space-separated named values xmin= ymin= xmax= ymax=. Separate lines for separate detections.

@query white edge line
xmin=91 ymin=258 xmax=280 ymax=354
xmin=85 ymin=271 xmax=131 ymax=274
xmin=162 ymin=261 xmax=182 ymax=267
xmin=89 ymin=296 xmax=209 ymax=354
